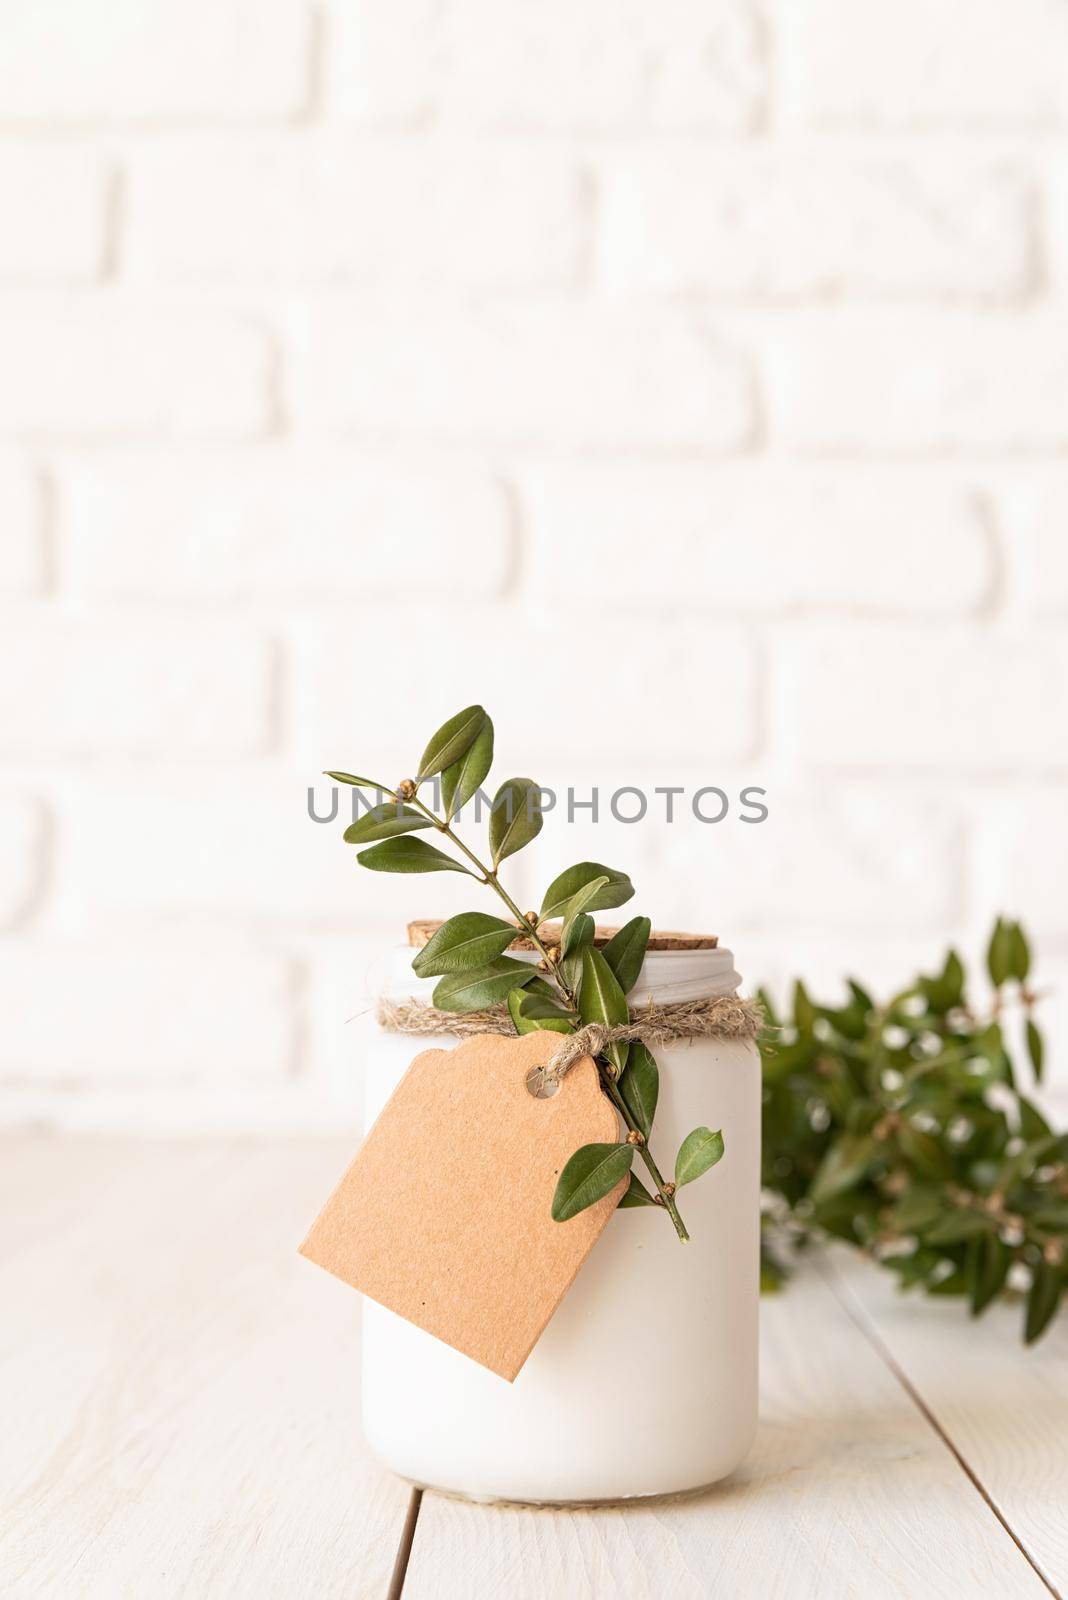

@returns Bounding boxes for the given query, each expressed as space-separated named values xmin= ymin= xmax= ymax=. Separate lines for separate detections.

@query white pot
xmin=360 ymin=942 xmax=760 ymax=1504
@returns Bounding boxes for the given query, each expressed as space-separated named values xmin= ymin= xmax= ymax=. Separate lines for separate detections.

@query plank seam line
xmin=386 ymin=1486 xmax=423 ymax=1600
xmin=820 ymin=1257 xmax=1062 ymax=1600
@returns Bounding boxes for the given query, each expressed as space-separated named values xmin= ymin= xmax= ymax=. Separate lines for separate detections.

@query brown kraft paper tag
xmin=299 ymin=1029 xmax=624 ymax=1381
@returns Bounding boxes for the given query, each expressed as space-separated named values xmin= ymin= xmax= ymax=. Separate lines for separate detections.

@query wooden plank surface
xmin=0 ymin=1136 xmax=409 ymax=1600
xmin=405 ymin=1263 xmax=1050 ymax=1600
xmin=828 ymin=1249 xmax=1068 ymax=1597
xmin=1 ymin=1137 xmax=1064 ymax=1600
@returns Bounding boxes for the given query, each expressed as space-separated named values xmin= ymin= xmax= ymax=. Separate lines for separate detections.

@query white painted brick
xmin=0 ymin=938 xmax=297 ymax=1083
xmin=0 ymin=621 xmax=274 ymax=756
xmin=521 ymin=465 xmax=992 ymax=613
xmin=329 ymin=0 xmax=765 ymax=131
xmin=60 ymin=451 xmax=511 ymax=600
xmin=461 ymin=764 xmax=959 ymax=934
xmin=60 ymin=771 xmax=534 ymax=930
xmin=0 ymin=458 xmax=42 ymax=592
xmin=126 ymin=136 xmax=583 ymax=289
xmin=0 ymin=146 xmax=107 ymax=281
xmin=781 ymin=0 xmax=1068 ymax=127
xmin=776 ymin=624 xmax=1068 ymax=770
xmin=0 ymin=304 xmax=272 ymax=437
xmin=290 ymin=608 xmax=760 ymax=767
xmin=973 ymin=788 xmax=1068 ymax=941
xmin=1045 ymin=157 xmax=1068 ymax=296
xmin=996 ymin=474 xmax=1068 ymax=616
xmin=767 ymin=312 xmax=1068 ymax=454
xmin=0 ymin=0 xmax=309 ymax=121
xmin=0 ymin=795 xmax=47 ymax=929
xmin=290 ymin=301 xmax=755 ymax=449
xmin=598 ymin=149 xmax=1033 ymax=300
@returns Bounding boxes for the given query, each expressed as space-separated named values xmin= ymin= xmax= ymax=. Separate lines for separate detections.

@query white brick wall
xmin=0 ymin=147 xmax=110 ymax=281
xmin=0 ymin=621 xmax=276 ymax=756
xmin=1 ymin=0 xmax=1066 ymax=1130
xmin=597 ymin=149 xmax=1035 ymax=300
xmin=60 ymin=451 xmax=513 ymax=599
xmin=288 ymin=300 xmax=757 ymax=447
xmin=0 ymin=303 xmax=273 ymax=436
xmin=0 ymin=459 xmax=43 ymax=593
xmin=766 ymin=312 xmax=1068 ymax=454
xmin=521 ymin=465 xmax=994 ymax=613
xmin=126 ymin=137 xmax=585 ymax=289
xmin=0 ymin=0 xmax=310 ymax=121
xmin=779 ymin=0 xmax=1068 ymax=128
xmin=327 ymin=0 xmax=766 ymax=131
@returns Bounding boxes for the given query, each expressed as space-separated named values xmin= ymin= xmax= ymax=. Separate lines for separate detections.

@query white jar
xmin=360 ymin=940 xmax=760 ymax=1504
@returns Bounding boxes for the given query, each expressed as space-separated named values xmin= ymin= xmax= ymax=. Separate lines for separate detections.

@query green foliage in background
xmin=760 ymin=922 xmax=1065 ymax=1344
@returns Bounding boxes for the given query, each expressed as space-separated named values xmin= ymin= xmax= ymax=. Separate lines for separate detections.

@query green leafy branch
xmin=329 ymin=704 xmax=724 ymax=1241
xmin=760 ymin=919 xmax=1065 ymax=1344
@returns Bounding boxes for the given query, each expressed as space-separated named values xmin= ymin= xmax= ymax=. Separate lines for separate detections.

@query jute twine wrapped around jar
xmin=376 ymin=921 xmax=764 ymax=1083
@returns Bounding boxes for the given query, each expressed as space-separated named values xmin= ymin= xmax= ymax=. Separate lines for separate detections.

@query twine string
xmin=375 ymin=993 xmax=763 ymax=1085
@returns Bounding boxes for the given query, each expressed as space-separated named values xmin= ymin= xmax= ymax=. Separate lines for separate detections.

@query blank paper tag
xmin=299 ymin=1030 xmax=623 ymax=1381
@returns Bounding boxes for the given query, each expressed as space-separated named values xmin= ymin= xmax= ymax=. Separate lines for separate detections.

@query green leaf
xmin=756 ymin=986 xmax=780 ymax=1029
xmin=924 ymin=1210 xmax=994 ymax=1246
xmin=417 ymin=705 xmax=487 ymax=780
xmin=848 ymin=978 xmax=875 ymax=1013
xmin=540 ymin=862 xmax=634 ymax=921
xmin=488 ymin=778 xmax=544 ymax=867
xmin=343 ymin=804 xmax=433 ymax=845
xmin=601 ymin=917 xmax=651 ymax=996
xmin=943 ymin=950 xmax=965 ymax=1003
xmin=439 ymin=716 xmax=494 ymax=820
xmin=431 ymin=958 xmax=537 ymax=1014
xmin=920 ymin=949 xmax=965 ymax=1014
xmin=561 ymin=911 xmax=595 ymax=959
xmin=1031 ymin=1203 xmax=1068 ymax=1228
xmin=929 ymin=1268 xmax=969 ymax=1297
xmin=411 ymin=912 xmax=519 ymax=977
xmin=1009 ymin=921 xmax=1031 ymax=983
xmin=324 ymin=771 xmax=378 ymax=788
xmin=618 ymin=1042 xmax=659 ymax=1139
xmin=761 ymin=1254 xmax=786 ymax=1293
xmin=618 ymin=1173 xmax=657 ymax=1209
xmin=969 ymin=1234 xmax=1012 ymax=1317
xmin=521 ymin=976 xmax=566 ymax=1006
xmin=987 ymin=917 xmax=1014 ymax=987
xmin=675 ymin=1127 xmax=725 ymax=1188
xmin=1018 ymin=1095 xmax=1053 ymax=1142
xmin=508 ymin=986 xmax=576 ymax=1036
xmin=890 ymin=1186 xmax=944 ymax=1232
xmin=579 ymin=945 xmax=630 ymax=1078
xmin=562 ymin=874 xmax=610 ymax=922
xmin=1025 ymin=1265 xmax=1063 ymax=1345
xmin=809 ymin=1134 xmax=879 ymax=1207
xmin=560 ymin=951 xmax=583 ymax=1000
xmin=897 ymin=1124 xmax=953 ymax=1180
xmin=793 ymin=979 xmax=816 ymax=1033
xmin=1026 ymin=1019 xmax=1044 ymax=1083
xmin=356 ymin=836 xmax=474 ymax=875
xmin=551 ymin=1142 xmax=633 ymax=1222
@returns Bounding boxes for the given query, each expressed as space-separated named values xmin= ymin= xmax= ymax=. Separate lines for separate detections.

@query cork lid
xmin=407 ymin=920 xmax=718 ymax=952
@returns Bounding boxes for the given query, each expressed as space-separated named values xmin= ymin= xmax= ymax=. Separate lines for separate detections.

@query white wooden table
xmin=2 ymin=1137 xmax=1065 ymax=1599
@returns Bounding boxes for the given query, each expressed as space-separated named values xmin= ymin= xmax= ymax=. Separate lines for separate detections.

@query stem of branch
xmin=602 ymin=1075 xmax=689 ymax=1241
xmin=405 ymin=787 xmax=690 ymax=1240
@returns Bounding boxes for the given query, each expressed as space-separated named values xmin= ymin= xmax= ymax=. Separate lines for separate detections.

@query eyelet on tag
xmin=525 ymin=1065 xmax=560 ymax=1099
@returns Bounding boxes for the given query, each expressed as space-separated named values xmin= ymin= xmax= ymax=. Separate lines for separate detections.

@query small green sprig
xmin=330 ymin=704 xmax=724 ymax=1240
xmin=760 ymin=919 xmax=1065 ymax=1344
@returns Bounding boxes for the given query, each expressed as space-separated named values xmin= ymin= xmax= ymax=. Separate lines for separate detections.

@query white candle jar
xmin=360 ymin=936 xmax=760 ymax=1505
